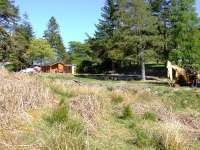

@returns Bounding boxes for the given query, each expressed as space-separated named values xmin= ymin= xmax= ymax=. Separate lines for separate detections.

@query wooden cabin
xmin=65 ymin=64 xmax=76 ymax=75
xmin=41 ymin=63 xmax=76 ymax=75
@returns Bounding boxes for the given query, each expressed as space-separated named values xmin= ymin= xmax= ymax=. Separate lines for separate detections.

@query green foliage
xmin=149 ymin=0 xmax=172 ymax=62
xmin=134 ymin=128 xmax=156 ymax=148
xmin=120 ymin=0 xmax=159 ymax=79
xmin=111 ymin=94 xmax=123 ymax=104
xmin=41 ymin=105 xmax=86 ymax=149
xmin=44 ymin=105 xmax=83 ymax=132
xmin=122 ymin=105 xmax=133 ymax=119
xmin=1 ymin=0 xmax=200 ymax=75
xmin=4 ymin=63 xmax=16 ymax=71
xmin=0 ymin=27 xmax=11 ymax=62
xmin=69 ymin=41 xmax=92 ymax=65
xmin=169 ymin=0 xmax=199 ymax=65
xmin=95 ymin=0 xmax=119 ymax=39
xmin=45 ymin=106 xmax=69 ymax=125
xmin=82 ymin=0 xmax=200 ymax=74
xmin=0 ymin=0 xmax=18 ymax=28
xmin=27 ymin=39 xmax=56 ymax=64
xmin=44 ymin=16 xmax=68 ymax=62
xmin=143 ymin=112 xmax=157 ymax=121
xmin=0 ymin=0 xmax=18 ymax=63
xmin=88 ymin=0 xmax=121 ymax=71
xmin=11 ymin=19 xmax=34 ymax=70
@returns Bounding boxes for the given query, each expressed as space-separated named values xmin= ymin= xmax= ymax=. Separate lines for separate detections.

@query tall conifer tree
xmin=0 ymin=0 xmax=18 ymax=62
xmin=11 ymin=14 xmax=34 ymax=70
xmin=90 ymin=0 xmax=120 ymax=71
xmin=169 ymin=0 xmax=199 ymax=65
xmin=44 ymin=17 xmax=67 ymax=62
xmin=120 ymin=0 xmax=158 ymax=80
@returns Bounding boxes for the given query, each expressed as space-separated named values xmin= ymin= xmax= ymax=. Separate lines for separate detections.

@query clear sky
xmin=16 ymin=0 xmax=200 ymax=48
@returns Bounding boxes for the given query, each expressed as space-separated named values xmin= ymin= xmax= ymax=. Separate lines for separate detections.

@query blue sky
xmin=16 ymin=0 xmax=200 ymax=48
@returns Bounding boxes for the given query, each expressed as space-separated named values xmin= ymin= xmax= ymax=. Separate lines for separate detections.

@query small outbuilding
xmin=64 ymin=64 xmax=76 ymax=75
xmin=41 ymin=63 xmax=76 ymax=75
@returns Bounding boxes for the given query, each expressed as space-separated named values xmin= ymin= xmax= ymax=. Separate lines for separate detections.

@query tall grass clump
xmin=0 ymin=69 xmax=55 ymax=148
xmin=38 ymin=105 xmax=86 ymax=150
xmin=111 ymin=92 xmax=124 ymax=104
xmin=44 ymin=105 xmax=69 ymax=125
xmin=143 ymin=112 xmax=157 ymax=121
xmin=121 ymin=105 xmax=133 ymax=119
xmin=134 ymin=128 xmax=156 ymax=148
xmin=153 ymin=122 xmax=191 ymax=150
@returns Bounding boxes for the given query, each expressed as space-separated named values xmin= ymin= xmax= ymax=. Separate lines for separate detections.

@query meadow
xmin=1 ymin=70 xmax=200 ymax=150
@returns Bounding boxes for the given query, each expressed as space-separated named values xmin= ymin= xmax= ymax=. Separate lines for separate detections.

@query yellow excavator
xmin=167 ymin=61 xmax=200 ymax=87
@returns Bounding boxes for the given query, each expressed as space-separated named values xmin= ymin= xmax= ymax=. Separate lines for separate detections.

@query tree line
xmin=69 ymin=0 xmax=200 ymax=79
xmin=1 ymin=0 xmax=200 ymax=79
xmin=0 ymin=0 xmax=68 ymax=71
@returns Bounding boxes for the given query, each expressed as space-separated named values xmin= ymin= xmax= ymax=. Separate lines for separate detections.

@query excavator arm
xmin=167 ymin=61 xmax=188 ymax=86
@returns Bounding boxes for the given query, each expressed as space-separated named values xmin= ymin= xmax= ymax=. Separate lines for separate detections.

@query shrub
xmin=5 ymin=63 xmax=16 ymax=71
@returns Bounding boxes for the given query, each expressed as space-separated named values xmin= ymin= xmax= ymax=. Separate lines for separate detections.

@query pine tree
xmin=95 ymin=0 xmax=119 ymax=39
xmin=169 ymin=0 xmax=199 ymax=65
xmin=149 ymin=0 xmax=172 ymax=62
xmin=120 ymin=0 xmax=158 ymax=80
xmin=68 ymin=41 xmax=92 ymax=65
xmin=0 ymin=0 xmax=18 ymax=28
xmin=0 ymin=27 xmax=11 ymax=62
xmin=90 ymin=0 xmax=121 ymax=71
xmin=0 ymin=0 xmax=18 ymax=62
xmin=11 ymin=14 xmax=34 ymax=70
xmin=44 ymin=17 xmax=67 ymax=62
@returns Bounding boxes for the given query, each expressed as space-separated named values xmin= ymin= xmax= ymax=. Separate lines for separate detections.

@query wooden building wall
xmin=41 ymin=63 xmax=76 ymax=74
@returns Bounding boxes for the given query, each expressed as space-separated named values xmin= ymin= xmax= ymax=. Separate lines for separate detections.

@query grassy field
xmin=1 ymin=70 xmax=200 ymax=150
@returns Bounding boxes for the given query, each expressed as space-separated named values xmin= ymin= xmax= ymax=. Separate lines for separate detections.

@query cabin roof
xmin=49 ymin=62 xmax=65 ymax=66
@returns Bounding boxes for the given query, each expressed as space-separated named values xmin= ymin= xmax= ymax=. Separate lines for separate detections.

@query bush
xmin=5 ymin=63 xmax=16 ymax=71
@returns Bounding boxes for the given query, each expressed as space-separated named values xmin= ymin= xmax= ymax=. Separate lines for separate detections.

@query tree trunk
xmin=112 ymin=61 xmax=115 ymax=72
xmin=140 ymin=49 xmax=146 ymax=80
xmin=2 ymin=46 xmax=7 ymax=63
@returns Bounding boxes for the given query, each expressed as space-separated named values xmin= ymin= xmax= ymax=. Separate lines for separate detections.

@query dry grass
xmin=45 ymin=75 xmax=200 ymax=149
xmin=153 ymin=122 xmax=191 ymax=150
xmin=1 ymin=71 xmax=200 ymax=150
xmin=0 ymin=69 xmax=56 ymax=149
